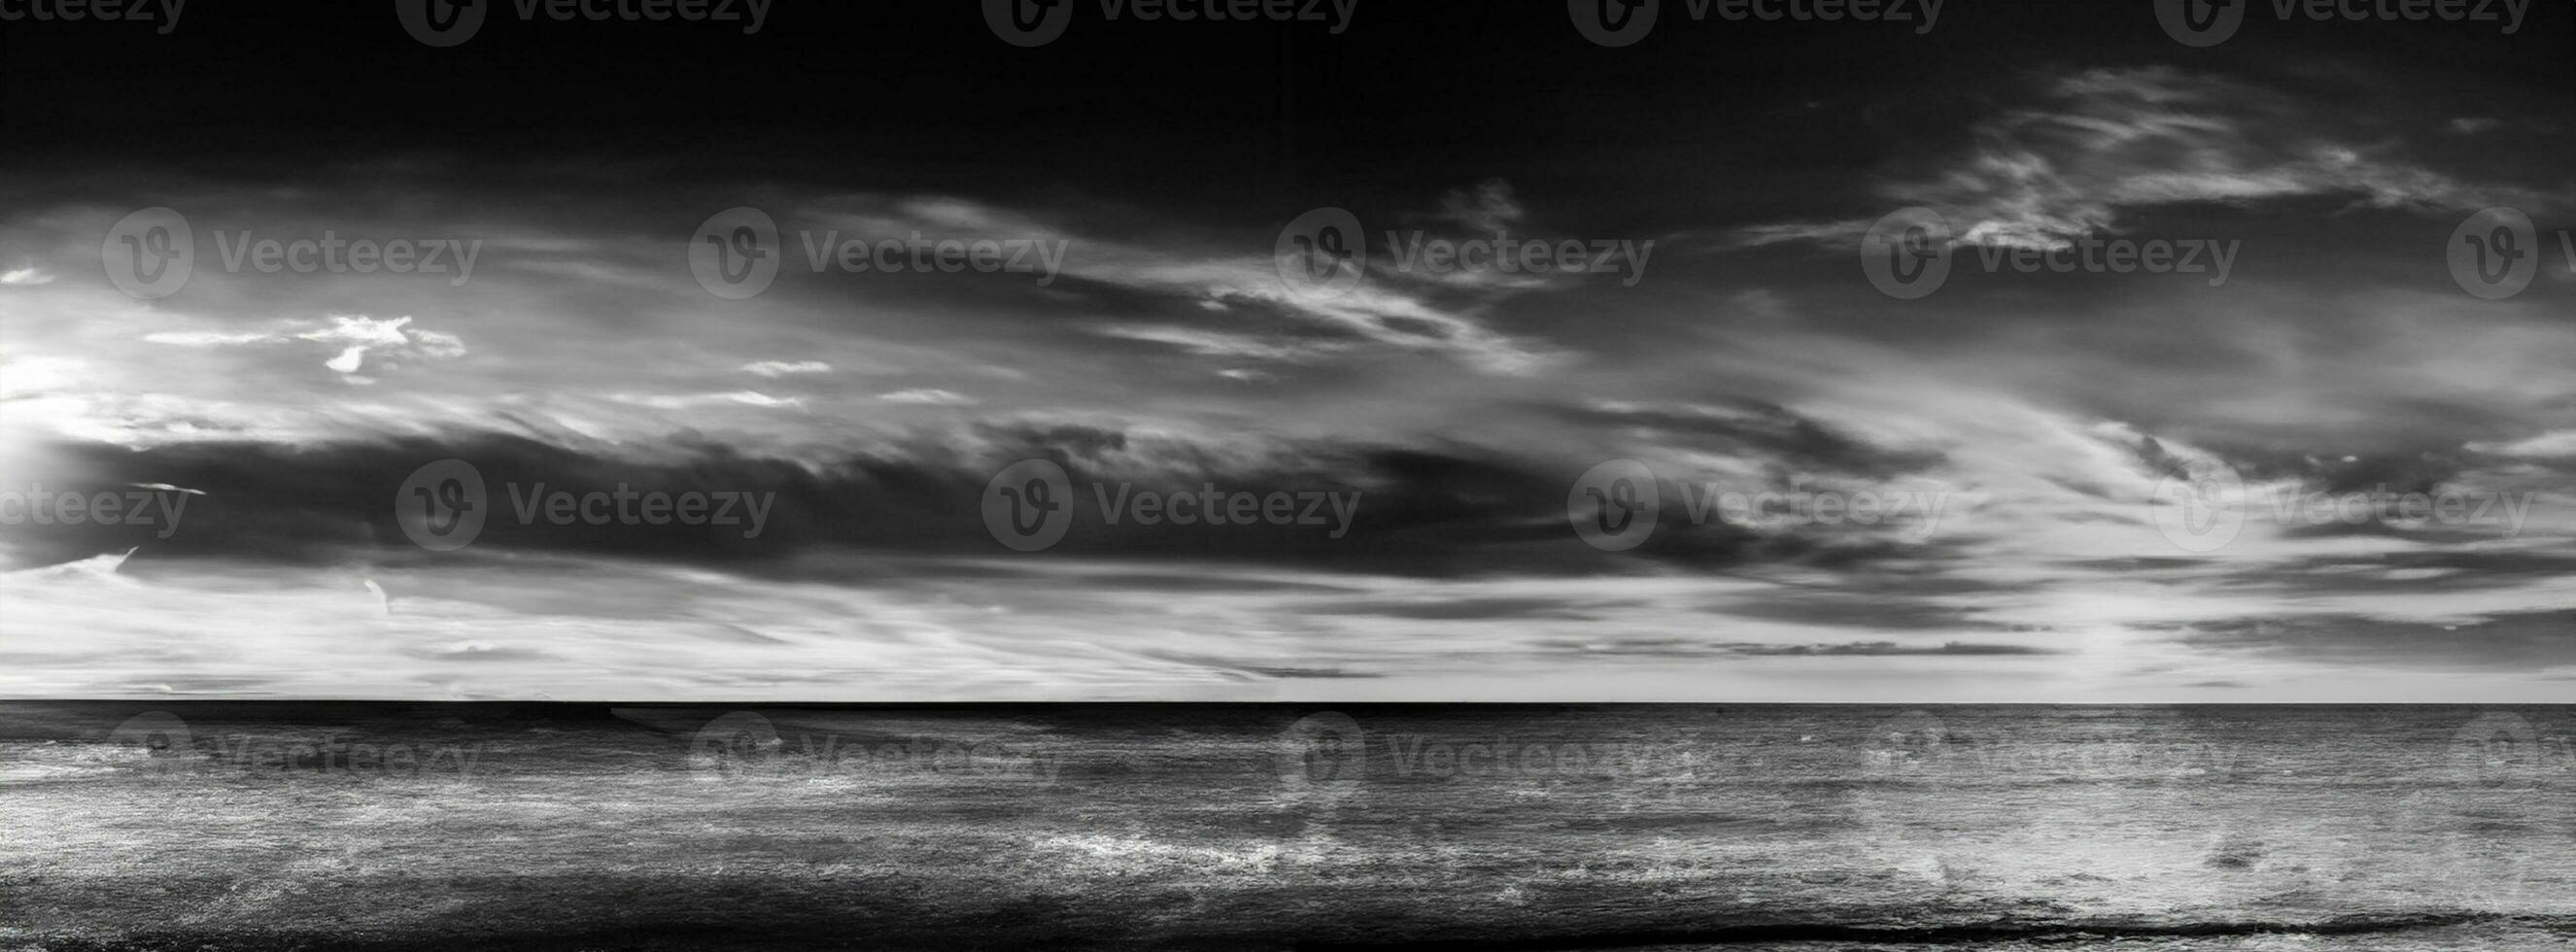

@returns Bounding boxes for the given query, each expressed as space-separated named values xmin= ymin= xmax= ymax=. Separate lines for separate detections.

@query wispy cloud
xmin=143 ymin=314 xmax=464 ymax=382
xmin=1736 ymin=66 xmax=2563 ymax=251
xmin=879 ymin=389 xmax=975 ymax=405
xmin=742 ymin=360 xmax=833 ymax=378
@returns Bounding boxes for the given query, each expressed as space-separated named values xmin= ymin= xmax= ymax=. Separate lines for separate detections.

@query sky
xmin=0 ymin=1 xmax=2569 ymax=700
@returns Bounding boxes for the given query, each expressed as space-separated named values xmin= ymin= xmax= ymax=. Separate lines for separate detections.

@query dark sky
xmin=12 ymin=1 xmax=2559 ymax=199
xmin=1 ymin=1 xmax=2570 ymax=701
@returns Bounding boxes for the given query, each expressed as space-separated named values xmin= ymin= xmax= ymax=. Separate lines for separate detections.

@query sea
xmin=1 ymin=702 xmax=2569 ymax=950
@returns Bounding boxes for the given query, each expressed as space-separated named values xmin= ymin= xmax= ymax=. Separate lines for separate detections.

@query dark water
xmin=2 ymin=703 xmax=2570 ymax=950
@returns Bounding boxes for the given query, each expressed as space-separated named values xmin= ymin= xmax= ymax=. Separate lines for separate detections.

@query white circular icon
xmin=1568 ymin=0 xmax=1659 ymax=47
xmin=1275 ymin=207 xmax=1368 ymax=301
xmin=396 ymin=0 xmax=487 ymax=48
xmin=2448 ymin=207 xmax=2538 ymax=300
xmin=691 ymin=711 xmax=782 ymax=779
xmin=109 ymin=711 xmax=197 ymax=778
xmin=2407 ymin=711 xmax=2550 ymax=906
xmin=1861 ymin=207 xmax=1952 ymax=300
xmin=2155 ymin=0 xmax=2243 ymax=47
xmin=396 ymin=459 xmax=489 ymax=552
xmin=984 ymin=0 xmax=1073 ymax=47
xmin=690 ymin=206 xmax=781 ymax=300
xmin=983 ymin=459 xmax=1075 ymax=552
xmin=2449 ymin=711 xmax=2544 ymax=787
xmin=2147 ymin=459 xmax=2246 ymax=553
xmin=1852 ymin=709 xmax=1999 ymax=873
xmin=102 ymin=207 xmax=194 ymax=300
xmin=1569 ymin=459 xmax=1659 ymax=552
xmin=1276 ymin=711 xmax=1366 ymax=785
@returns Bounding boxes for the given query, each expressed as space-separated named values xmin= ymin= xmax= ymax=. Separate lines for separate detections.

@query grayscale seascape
xmin=3 ymin=0 xmax=2570 ymax=947
xmin=5 ymin=703 xmax=2569 ymax=950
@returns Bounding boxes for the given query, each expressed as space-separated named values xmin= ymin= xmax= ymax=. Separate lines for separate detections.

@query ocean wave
xmin=1286 ymin=912 xmax=2571 ymax=949
xmin=11 ymin=913 xmax=2567 ymax=952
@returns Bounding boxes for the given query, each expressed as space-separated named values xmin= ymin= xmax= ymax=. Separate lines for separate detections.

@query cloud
xmin=608 ymin=391 xmax=803 ymax=410
xmin=1729 ymin=640 xmax=2056 ymax=657
xmin=1735 ymin=66 xmax=2562 ymax=252
xmin=867 ymin=186 xmax=1576 ymax=377
xmin=1526 ymin=637 xmax=2055 ymax=659
xmin=1308 ymin=595 xmax=1614 ymax=621
xmin=3 ymin=422 xmax=1971 ymax=582
xmin=878 ymin=389 xmax=975 ymax=406
xmin=1554 ymin=399 xmax=1947 ymax=480
xmin=141 ymin=330 xmax=279 ymax=347
xmin=2471 ymin=430 xmax=2576 ymax=459
xmin=2158 ymin=610 xmax=2576 ymax=671
xmin=143 ymin=314 xmax=465 ymax=381
xmin=1438 ymin=178 xmax=1526 ymax=232
xmin=743 ymin=360 xmax=833 ymax=378
xmin=0 ymin=98 xmax=2566 ymax=701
